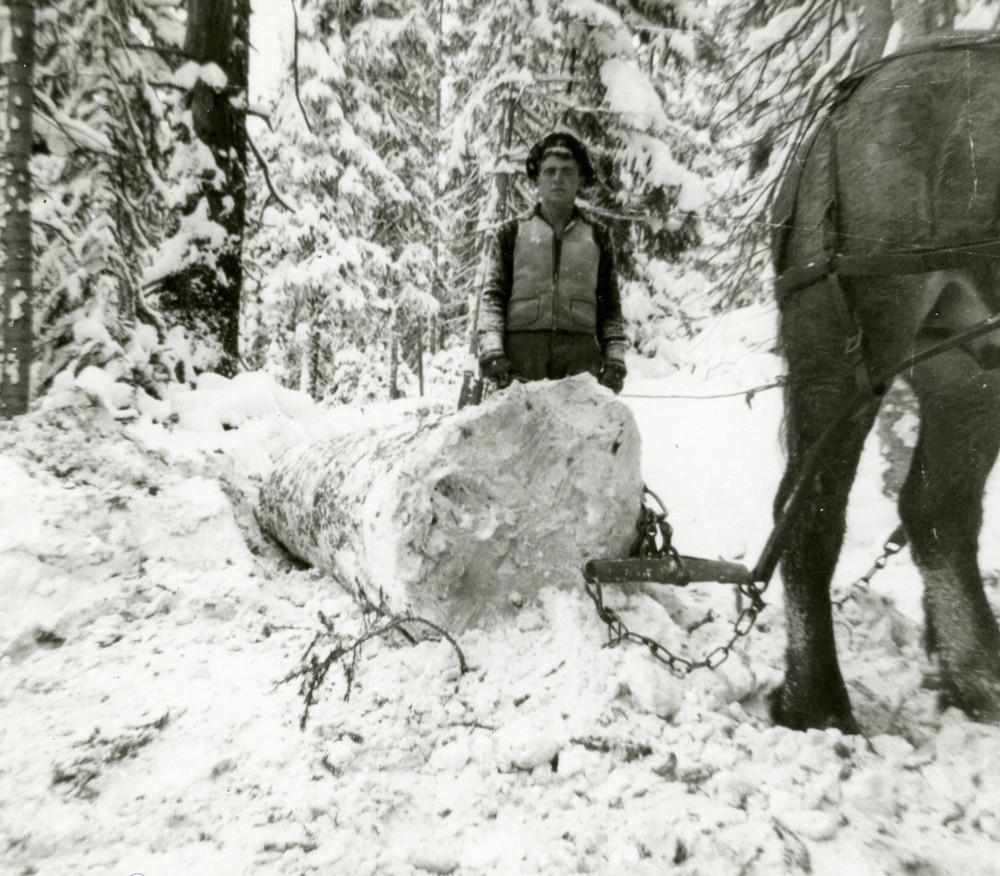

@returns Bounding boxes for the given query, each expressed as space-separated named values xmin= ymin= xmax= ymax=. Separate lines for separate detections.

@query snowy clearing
xmin=3 ymin=309 xmax=1000 ymax=875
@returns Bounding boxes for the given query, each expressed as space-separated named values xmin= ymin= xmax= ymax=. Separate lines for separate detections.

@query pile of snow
xmin=3 ymin=307 xmax=1000 ymax=874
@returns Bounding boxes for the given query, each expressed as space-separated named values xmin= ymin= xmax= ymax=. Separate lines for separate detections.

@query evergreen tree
xmin=244 ymin=0 xmax=722 ymax=400
xmin=245 ymin=0 xmax=444 ymax=402
xmin=5 ymin=0 xmax=192 ymax=400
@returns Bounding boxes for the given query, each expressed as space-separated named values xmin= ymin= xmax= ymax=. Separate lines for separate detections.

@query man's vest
xmin=507 ymin=212 xmax=600 ymax=334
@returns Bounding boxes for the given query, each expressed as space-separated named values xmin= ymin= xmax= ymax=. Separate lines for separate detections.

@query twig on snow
xmin=279 ymin=609 xmax=468 ymax=730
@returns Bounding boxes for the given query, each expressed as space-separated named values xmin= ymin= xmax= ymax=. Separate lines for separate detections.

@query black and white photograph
xmin=3 ymin=1 xmax=1000 ymax=873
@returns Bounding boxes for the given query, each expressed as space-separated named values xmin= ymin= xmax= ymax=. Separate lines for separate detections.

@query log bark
xmin=258 ymin=375 xmax=643 ymax=631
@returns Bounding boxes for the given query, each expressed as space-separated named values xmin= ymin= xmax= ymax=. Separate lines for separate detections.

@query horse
xmin=770 ymin=34 xmax=1000 ymax=733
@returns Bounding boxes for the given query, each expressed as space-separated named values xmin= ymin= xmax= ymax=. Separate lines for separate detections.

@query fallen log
xmin=257 ymin=375 xmax=643 ymax=631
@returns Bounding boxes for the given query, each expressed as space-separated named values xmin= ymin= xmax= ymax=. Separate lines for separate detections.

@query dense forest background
xmin=2 ymin=0 xmax=999 ymax=416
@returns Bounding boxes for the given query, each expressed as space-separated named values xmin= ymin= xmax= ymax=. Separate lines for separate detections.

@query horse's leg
xmin=771 ymin=283 xmax=878 ymax=733
xmin=900 ymin=348 xmax=1000 ymax=720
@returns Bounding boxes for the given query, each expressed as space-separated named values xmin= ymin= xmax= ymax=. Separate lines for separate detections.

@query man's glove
xmin=479 ymin=352 xmax=513 ymax=388
xmin=599 ymin=360 xmax=627 ymax=394
xmin=599 ymin=341 xmax=628 ymax=394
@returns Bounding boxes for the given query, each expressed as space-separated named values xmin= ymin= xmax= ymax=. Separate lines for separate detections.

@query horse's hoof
xmin=769 ymin=684 xmax=860 ymax=734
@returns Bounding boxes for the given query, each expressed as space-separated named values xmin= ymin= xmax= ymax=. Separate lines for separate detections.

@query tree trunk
xmin=308 ymin=320 xmax=321 ymax=400
xmin=298 ymin=324 xmax=311 ymax=397
xmin=257 ymin=376 xmax=643 ymax=631
xmin=179 ymin=0 xmax=249 ymax=375
xmin=494 ymin=95 xmax=517 ymax=218
xmin=1 ymin=0 xmax=35 ymax=418
xmin=389 ymin=310 xmax=401 ymax=399
xmin=416 ymin=315 xmax=425 ymax=396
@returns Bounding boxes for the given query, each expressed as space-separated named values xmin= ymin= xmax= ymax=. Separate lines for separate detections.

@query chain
xmin=584 ymin=487 xmax=768 ymax=675
xmin=628 ymin=486 xmax=682 ymax=561
xmin=832 ymin=524 xmax=907 ymax=608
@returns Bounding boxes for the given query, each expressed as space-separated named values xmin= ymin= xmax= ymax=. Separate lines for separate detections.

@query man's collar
xmin=533 ymin=202 xmax=584 ymax=227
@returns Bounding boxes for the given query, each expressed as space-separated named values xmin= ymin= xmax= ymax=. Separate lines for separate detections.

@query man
xmin=477 ymin=132 xmax=629 ymax=394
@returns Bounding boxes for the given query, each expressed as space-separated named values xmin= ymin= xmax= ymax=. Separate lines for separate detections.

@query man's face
xmin=537 ymin=153 xmax=581 ymax=213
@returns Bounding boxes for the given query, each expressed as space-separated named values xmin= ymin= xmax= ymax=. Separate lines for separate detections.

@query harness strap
xmin=819 ymin=122 xmax=880 ymax=395
xmin=776 ymin=240 xmax=1000 ymax=303
xmin=825 ymin=272 xmax=879 ymax=396
xmin=823 ymin=124 xmax=841 ymax=264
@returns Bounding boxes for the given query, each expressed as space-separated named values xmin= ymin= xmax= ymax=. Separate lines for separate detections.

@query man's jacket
xmin=478 ymin=205 xmax=627 ymax=358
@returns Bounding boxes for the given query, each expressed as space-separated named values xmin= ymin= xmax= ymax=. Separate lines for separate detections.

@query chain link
xmin=832 ymin=525 xmax=907 ymax=608
xmin=584 ymin=487 xmax=768 ymax=675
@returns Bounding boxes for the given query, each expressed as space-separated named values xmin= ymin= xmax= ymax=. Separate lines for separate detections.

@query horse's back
xmin=776 ymin=38 xmax=1000 ymax=273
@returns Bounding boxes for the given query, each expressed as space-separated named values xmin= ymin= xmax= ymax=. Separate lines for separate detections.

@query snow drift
xmin=4 ymin=344 xmax=1000 ymax=875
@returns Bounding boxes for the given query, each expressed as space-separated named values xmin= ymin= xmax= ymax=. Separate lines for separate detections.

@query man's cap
xmin=525 ymin=132 xmax=596 ymax=185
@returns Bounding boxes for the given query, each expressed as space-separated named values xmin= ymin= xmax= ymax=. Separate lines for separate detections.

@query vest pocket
xmin=508 ymin=299 xmax=541 ymax=329
xmin=569 ymin=298 xmax=597 ymax=330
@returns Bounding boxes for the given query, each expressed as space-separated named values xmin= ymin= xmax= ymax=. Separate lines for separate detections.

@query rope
xmin=622 ymin=378 xmax=784 ymax=402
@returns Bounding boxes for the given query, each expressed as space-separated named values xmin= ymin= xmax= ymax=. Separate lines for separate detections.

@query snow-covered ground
xmin=3 ymin=305 xmax=1000 ymax=875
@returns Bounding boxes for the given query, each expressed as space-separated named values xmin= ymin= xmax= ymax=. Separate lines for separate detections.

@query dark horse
xmin=771 ymin=34 xmax=1000 ymax=733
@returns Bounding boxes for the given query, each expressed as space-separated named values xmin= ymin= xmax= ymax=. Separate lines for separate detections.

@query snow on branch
xmin=173 ymin=60 xmax=229 ymax=91
xmin=34 ymin=94 xmax=115 ymax=156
